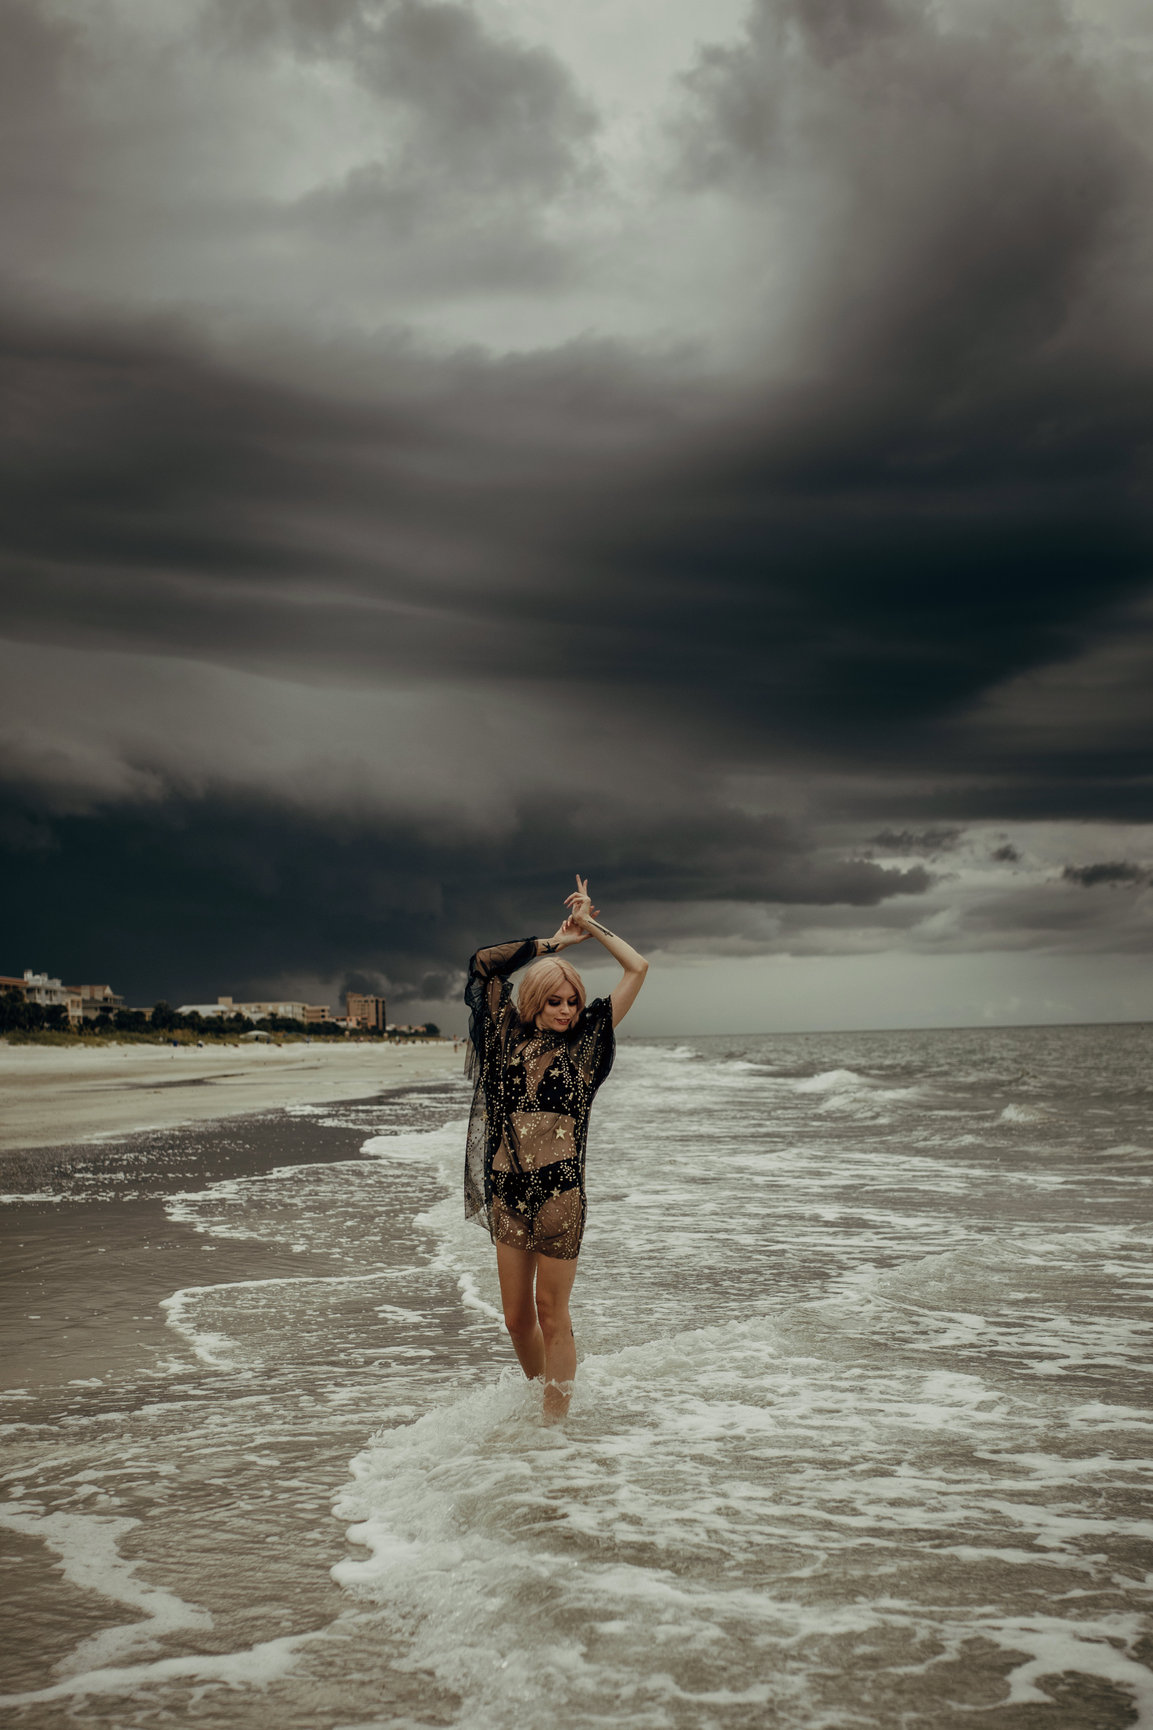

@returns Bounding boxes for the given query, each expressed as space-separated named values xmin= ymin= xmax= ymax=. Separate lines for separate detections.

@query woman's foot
xmin=542 ymin=1377 xmax=573 ymax=1424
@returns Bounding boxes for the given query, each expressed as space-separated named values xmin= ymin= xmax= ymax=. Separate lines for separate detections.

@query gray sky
xmin=3 ymin=0 xmax=1153 ymax=1032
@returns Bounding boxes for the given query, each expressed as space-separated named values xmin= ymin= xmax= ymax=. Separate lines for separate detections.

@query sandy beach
xmin=0 ymin=1038 xmax=462 ymax=1151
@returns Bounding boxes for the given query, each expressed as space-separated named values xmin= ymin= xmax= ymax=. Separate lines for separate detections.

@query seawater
xmin=2 ymin=1024 xmax=1153 ymax=1728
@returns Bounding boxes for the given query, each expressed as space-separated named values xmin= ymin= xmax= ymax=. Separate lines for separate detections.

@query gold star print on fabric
xmin=463 ymin=939 xmax=616 ymax=1261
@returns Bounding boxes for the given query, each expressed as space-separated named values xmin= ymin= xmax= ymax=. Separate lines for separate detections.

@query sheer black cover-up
xmin=464 ymin=939 xmax=615 ymax=1260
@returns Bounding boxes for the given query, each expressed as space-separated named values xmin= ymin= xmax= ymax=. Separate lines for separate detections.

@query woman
xmin=464 ymin=875 xmax=648 ymax=1420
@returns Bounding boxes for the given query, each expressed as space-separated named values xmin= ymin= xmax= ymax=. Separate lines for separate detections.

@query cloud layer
xmin=3 ymin=0 xmax=1153 ymax=1019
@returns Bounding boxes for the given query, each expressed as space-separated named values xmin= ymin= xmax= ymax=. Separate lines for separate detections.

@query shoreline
xmin=0 ymin=1037 xmax=464 ymax=1152
xmin=0 ymin=1069 xmax=480 ymax=1710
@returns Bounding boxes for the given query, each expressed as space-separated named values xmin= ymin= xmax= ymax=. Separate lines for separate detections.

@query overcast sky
xmin=4 ymin=0 xmax=1153 ymax=1033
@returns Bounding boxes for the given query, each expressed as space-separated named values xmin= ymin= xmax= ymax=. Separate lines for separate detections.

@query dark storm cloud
xmin=0 ymin=785 xmax=932 ymax=1003
xmin=1062 ymin=861 xmax=1150 ymax=889
xmin=3 ymin=0 xmax=1153 ymax=1001
xmin=926 ymin=876 xmax=1153 ymax=955
xmin=673 ymin=0 xmax=1143 ymax=377
xmin=204 ymin=0 xmax=598 ymax=221
xmin=991 ymin=844 xmax=1020 ymax=864
xmin=0 ymin=0 xmax=603 ymax=345
xmin=869 ymin=829 xmax=961 ymax=856
xmin=0 ymin=299 xmax=692 ymax=681
xmin=648 ymin=0 xmax=1153 ymax=765
xmin=830 ymin=768 xmax=1153 ymax=827
xmin=250 ymin=0 xmax=600 ymax=297
xmin=651 ymin=0 xmax=1153 ymax=761
xmin=349 ymin=0 xmax=598 ymax=192
xmin=3 ymin=281 xmax=1151 ymax=790
xmin=208 ymin=0 xmax=598 ymax=169
xmin=3 ymin=0 xmax=1152 ymax=769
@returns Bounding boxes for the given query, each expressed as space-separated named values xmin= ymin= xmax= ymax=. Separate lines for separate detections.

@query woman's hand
xmin=540 ymin=877 xmax=598 ymax=951
xmin=564 ymin=875 xmax=600 ymax=931
xmin=544 ymin=915 xmax=590 ymax=949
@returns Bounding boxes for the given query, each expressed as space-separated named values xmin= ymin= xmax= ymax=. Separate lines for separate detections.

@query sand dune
xmin=0 ymin=1039 xmax=464 ymax=1151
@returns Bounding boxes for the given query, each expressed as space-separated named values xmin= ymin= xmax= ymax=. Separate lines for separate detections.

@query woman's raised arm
xmin=469 ymin=919 xmax=589 ymax=987
xmin=564 ymin=876 xmax=648 ymax=1027
xmin=468 ymin=937 xmax=538 ymax=985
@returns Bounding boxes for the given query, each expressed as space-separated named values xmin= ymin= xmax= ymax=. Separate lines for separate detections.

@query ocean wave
xmin=793 ymin=1067 xmax=872 ymax=1093
xmin=0 ymin=1631 xmax=317 ymax=1710
xmin=332 ymin=1294 xmax=1153 ymax=1728
xmin=0 ymin=1504 xmax=213 ymax=1681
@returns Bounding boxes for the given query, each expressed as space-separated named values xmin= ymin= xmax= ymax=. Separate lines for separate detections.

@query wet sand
xmin=0 ymin=1076 xmax=480 ymax=1722
xmin=0 ymin=1040 xmax=462 ymax=1152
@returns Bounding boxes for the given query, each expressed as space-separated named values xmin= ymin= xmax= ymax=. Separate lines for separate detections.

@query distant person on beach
xmin=464 ymin=875 xmax=648 ymax=1420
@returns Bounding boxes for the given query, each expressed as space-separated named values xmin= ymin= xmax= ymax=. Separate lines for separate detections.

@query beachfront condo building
xmin=346 ymin=991 xmax=386 ymax=1031
xmin=72 ymin=984 xmax=127 ymax=1021
xmin=176 ymin=995 xmax=332 ymax=1025
xmin=17 ymin=970 xmax=83 ymax=1023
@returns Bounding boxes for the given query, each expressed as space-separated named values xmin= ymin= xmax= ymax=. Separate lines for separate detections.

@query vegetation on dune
xmin=0 ymin=990 xmax=442 ymax=1046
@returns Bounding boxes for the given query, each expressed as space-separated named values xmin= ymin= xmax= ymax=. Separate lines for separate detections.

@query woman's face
xmin=537 ymin=989 xmax=580 ymax=1033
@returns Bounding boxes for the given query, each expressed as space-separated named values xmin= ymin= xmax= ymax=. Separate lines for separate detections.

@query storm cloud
xmin=1062 ymin=860 xmax=1149 ymax=888
xmin=3 ymin=0 xmax=1153 ymax=1026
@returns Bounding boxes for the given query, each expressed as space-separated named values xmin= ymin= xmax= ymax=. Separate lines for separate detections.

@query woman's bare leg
xmin=495 ymin=1242 xmax=545 ymax=1379
xmin=534 ymin=1253 xmax=579 ymax=1423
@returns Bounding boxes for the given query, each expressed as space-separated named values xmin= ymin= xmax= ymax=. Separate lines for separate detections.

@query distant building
xmin=0 ymin=975 xmax=28 ymax=999
xmin=239 ymin=1000 xmax=308 ymax=1022
xmin=22 ymin=969 xmax=69 ymax=1007
xmin=70 ymin=984 xmax=126 ymax=1022
xmin=347 ymin=992 xmax=386 ymax=1031
xmin=22 ymin=970 xmax=82 ymax=1023
xmin=175 ymin=995 xmax=331 ymax=1025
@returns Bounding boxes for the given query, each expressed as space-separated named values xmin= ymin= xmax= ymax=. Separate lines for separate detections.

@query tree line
xmin=149 ymin=1002 xmax=362 ymax=1037
xmin=0 ymin=990 xmax=438 ymax=1039
xmin=0 ymin=991 xmax=72 ymax=1032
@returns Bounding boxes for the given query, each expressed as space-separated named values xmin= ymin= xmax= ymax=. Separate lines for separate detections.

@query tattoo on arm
xmin=541 ymin=941 xmax=558 ymax=954
xmin=589 ymin=920 xmax=618 ymax=939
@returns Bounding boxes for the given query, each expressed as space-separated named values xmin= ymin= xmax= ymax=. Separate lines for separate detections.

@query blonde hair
xmin=516 ymin=956 xmax=587 ymax=1027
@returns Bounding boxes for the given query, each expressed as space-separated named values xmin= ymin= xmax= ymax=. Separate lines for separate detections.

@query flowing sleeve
xmin=575 ymin=995 xmax=615 ymax=1095
xmin=464 ymin=938 xmax=537 ymax=1081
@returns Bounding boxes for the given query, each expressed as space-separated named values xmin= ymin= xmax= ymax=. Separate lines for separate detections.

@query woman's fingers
xmin=563 ymin=875 xmax=595 ymax=925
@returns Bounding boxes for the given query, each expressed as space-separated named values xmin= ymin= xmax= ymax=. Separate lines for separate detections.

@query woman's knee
xmin=535 ymin=1290 xmax=571 ymax=1344
xmin=503 ymin=1301 xmax=538 ymax=1342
